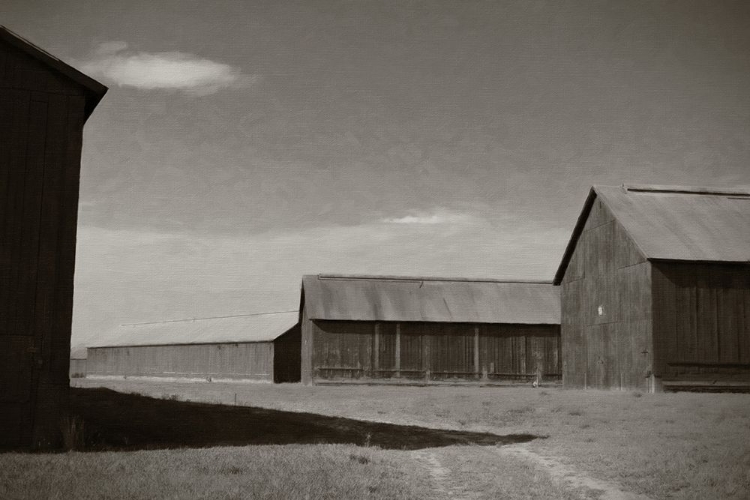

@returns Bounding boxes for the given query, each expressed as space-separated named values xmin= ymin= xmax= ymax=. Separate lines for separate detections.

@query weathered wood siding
xmin=652 ymin=262 xmax=750 ymax=383
xmin=560 ymin=196 xmax=653 ymax=391
xmin=306 ymin=319 xmax=560 ymax=384
xmin=87 ymin=343 xmax=274 ymax=381
xmin=301 ymin=306 xmax=313 ymax=385
xmin=0 ymin=40 xmax=87 ymax=448
xmin=481 ymin=324 xmax=561 ymax=381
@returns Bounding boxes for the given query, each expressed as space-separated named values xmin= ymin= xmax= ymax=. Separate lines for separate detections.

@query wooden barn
xmin=86 ymin=312 xmax=301 ymax=383
xmin=0 ymin=26 xmax=106 ymax=448
xmin=300 ymin=275 xmax=561 ymax=385
xmin=555 ymin=184 xmax=750 ymax=392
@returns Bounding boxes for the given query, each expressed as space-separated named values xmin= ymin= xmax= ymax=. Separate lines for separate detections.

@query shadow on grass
xmin=68 ymin=388 xmax=537 ymax=452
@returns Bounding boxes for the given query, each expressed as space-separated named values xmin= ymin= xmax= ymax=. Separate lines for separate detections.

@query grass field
xmin=2 ymin=379 xmax=749 ymax=499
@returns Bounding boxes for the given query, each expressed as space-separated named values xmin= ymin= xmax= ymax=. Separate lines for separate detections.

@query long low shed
xmin=300 ymin=275 xmax=561 ymax=385
xmin=87 ymin=312 xmax=300 ymax=383
xmin=555 ymin=184 xmax=750 ymax=392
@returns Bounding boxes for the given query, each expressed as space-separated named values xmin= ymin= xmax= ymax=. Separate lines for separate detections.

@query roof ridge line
xmin=315 ymin=274 xmax=552 ymax=284
xmin=618 ymin=183 xmax=750 ymax=197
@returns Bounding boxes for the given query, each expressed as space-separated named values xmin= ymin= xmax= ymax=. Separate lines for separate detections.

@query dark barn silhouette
xmin=0 ymin=26 xmax=106 ymax=448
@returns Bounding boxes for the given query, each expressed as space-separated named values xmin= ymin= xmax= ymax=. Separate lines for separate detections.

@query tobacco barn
xmin=300 ymin=275 xmax=561 ymax=385
xmin=0 ymin=26 xmax=106 ymax=448
xmin=87 ymin=312 xmax=300 ymax=383
xmin=555 ymin=184 xmax=750 ymax=392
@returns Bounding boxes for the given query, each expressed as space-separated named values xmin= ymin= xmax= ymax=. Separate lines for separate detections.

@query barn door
xmin=586 ymin=324 xmax=619 ymax=389
xmin=0 ymin=91 xmax=47 ymax=447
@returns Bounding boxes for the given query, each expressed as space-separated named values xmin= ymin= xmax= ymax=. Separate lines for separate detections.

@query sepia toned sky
xmin=5 ymin=1 xmax=750 ymax=349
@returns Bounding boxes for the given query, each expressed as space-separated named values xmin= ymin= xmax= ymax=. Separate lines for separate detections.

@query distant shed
xmin=69 ymin=347 xmax=87 ymax=378
xmin=555 ymin=184 xmax=750 ymax=392
xmin=300 ymin=275 xmax=561 ymax=385
xmin=0 ymin=26 xmax=106 ymax=448
xmin=87 ymin=312 xmax=300 ymax=383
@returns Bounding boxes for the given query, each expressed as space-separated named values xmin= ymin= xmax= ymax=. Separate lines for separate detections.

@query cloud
xmin=380 ymin=209 xmax=479 ymax=225
xmin=78 ymin=42 xmax=254 ymax=95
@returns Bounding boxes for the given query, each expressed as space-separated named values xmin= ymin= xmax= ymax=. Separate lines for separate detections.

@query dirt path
xmin=412 ymin=445 xmax=652 ymax=500
xmin=496 ymin=445 xmax=652 ymax=500
xmin=411 ymin=449 xmax=481 ymax=500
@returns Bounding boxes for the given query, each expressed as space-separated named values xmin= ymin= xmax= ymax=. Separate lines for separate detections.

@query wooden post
xmin=373 ymin=323 xmax=380 ymax=378
xmin=423 ymin=329 xmax=430 ymax=382
xmin=395 ymin=323 xmax=401 ymax=378
xmin=474 ymin=326 xmax=480 ymax=379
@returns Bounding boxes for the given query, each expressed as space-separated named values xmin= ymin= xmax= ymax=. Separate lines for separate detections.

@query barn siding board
xmin=0 ymin=88 xmax=77 ymax=447
xmin=306 ymin=319 xmax=560 ymax=384
xmin=562 ymin=234 xmax=585 ymax=284
xmin=561 ymin=279 xmax=586 ymax=387
xmin=560 ymin=196 xmax=653 ymax=390
xmin=301 ymin=307 xmax=313 ymax=384
xmin=652 ymin=262 xmax=750 ymax=383
xmin=614 ymin=221 xmax=646 ymax=269
xmin=87 ymin=343 xmax=275 ymax=381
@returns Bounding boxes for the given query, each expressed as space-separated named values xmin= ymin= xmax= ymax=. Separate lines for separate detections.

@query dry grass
xmin=0 ymin=444 xmax=432 ymax=500
xmin=73 ymin=379 xmax=750 ymax=499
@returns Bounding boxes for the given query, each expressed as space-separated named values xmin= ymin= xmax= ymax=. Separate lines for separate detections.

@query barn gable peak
xmin=0 ymin=25 xmax=107 ymax=119
xmin=554 ymin=183 xmax=750 ymax=284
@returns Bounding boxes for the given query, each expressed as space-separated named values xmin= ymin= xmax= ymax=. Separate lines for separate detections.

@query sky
xmin=4 ymin=1 xmax=750 ymax=350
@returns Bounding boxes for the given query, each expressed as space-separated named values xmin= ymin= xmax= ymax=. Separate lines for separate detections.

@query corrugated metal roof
xmin=555 ymin=184 xmax=750 ymax=284
xmin=302 ymin=275 xmax=560 ymax=324
xmin=88 ymin=311 xmax=299 ymax=348
xmin=0 ymin=25 xmax=107 ymax=119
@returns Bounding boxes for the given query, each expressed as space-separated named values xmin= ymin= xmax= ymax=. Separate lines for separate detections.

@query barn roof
xmin=0 ymin=25 xmax=107 ymax=119
xmin=88 ymin=311 xmax=299 ymax=348
xmin=301 ymin=275 xmax=560 ymax=324
xmin=554 ymin=184 xmax=750 ymax=284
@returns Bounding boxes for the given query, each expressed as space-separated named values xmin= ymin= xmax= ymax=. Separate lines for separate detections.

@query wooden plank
xmin=474 ymin=326 xmax=479 ymax=375
xmin=301 ymin=308 xmax=313 ymax=384
xmin=742 ymin=290 xmax=750 ymax=363
xmin=31 ymin=93 xmax=68 ymax=430
xmin=583 ymin=197 xmax=615 ymax=231
xmin=422 ymin=324 xmax=430 ymax=380
xmin=563 ymin=238 xmax=585 ymax=284
xmin=718 ymin=288 xmax=740 ymax=363
xmin=373 ymin=323 xmax=380 ymax=373
xmin=48 ymin=95 xmax=84 ymax=384
xmin=561 ymin=280 xmax=585 ymax=387
xmin=614 ymin=220 xmax=646 ymax=269
xmin=1 ymin=90 xmax=32 ymax=337
xmin=395 ymin=323 xmax=401 ymax=377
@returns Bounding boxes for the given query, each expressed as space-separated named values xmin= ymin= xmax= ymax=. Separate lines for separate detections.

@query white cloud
xmin=380 ymin=209 xmax=478 ymax=225
xmin=79 ymin=42 xmax=254 ymax=95
xmin=380 ymin=208 xmax=482 ymax=224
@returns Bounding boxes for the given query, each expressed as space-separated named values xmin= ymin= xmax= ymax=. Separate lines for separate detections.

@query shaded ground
xmin=67 ymin=388 xmax=536 ymax=451
xmin=75 ymin=379 xmax=750 ymax=499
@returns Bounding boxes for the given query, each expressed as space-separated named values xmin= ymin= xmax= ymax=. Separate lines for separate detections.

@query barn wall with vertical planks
xmin=652 ymin=262 xmax=750 ymax=385
xmin=559 ymin=195 xmax=653 ymax=391
xmin=0 ymin=32 xmax=105 ymax=448
xmin=306 ymin=320 xmax=560 ymax=384
xmin=87 ymin=343 xmax=275 ymax=381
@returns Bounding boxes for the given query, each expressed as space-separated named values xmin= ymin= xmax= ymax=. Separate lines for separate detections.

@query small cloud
xmin=78 ymin=42 xmax=254 ymax=96
xmin=381 ymin=209 xmax=478 ymax=225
